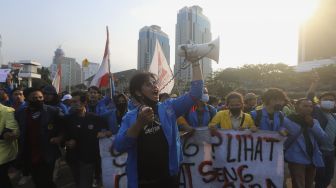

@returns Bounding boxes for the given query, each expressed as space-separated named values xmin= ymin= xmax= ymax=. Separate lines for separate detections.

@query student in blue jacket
xmin=101 ymin=93 xmax=128 ymax=134
xmin=250 ymin=88 xmax=288 ymax=133
xmin=115 ymin=62 xmax=203 ymax=188
xmin=184 ymin=87 xmax=217 ymax=128
xmin=285 ymin=98 xmax=328 ymax=188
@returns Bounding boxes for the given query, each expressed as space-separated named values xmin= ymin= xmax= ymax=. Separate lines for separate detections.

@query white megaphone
xmin=177 ymin=37 xmax=220 ymax=63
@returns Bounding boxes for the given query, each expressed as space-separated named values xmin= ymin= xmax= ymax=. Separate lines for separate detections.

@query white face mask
xmin=201 ymin=94 xmax=209 ymax=103
xmin=320 ymin=100 xmax=335 ymax=110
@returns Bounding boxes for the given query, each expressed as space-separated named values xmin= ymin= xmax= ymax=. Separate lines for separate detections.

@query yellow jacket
xmin=208 ymin=110 xmax=255 ymax=130
xmin=0 ymin=104 xmax=19 ymax=165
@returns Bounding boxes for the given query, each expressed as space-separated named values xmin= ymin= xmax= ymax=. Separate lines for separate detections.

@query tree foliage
xmin=206 ymin=63 xmax=336 ymax=98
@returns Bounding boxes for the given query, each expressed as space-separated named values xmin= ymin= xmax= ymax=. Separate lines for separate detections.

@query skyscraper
xmin=0 ymin=34 xmax=3 ymax=66
xmin=175 ymin=5 xmax=212 ymax=88
xmin=138 ymin=25 xmax=170 ymax=71
xmin=82 ymin=60 xmax=99 ymax=85
xmin=50 ymin=47 xmax=82 ymax=92
xmin=298 ymin=0 xmax=336 ymax=63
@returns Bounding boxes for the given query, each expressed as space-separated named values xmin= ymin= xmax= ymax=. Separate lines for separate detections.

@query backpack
xmin=253 ymin=109 xmax=284 ymax=128
xmin=184 ymin=105 xmax=216 ymax=126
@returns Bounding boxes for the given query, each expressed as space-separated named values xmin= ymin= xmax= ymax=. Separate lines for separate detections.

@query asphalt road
xmin=11 ymin=161 xmax=76 ymax=188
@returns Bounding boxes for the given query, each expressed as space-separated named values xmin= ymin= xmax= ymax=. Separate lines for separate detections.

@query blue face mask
xmin=201 ymin=94 xmax=209 ymax=103
xmin=320 ymin=100 xmax=335 ymax=110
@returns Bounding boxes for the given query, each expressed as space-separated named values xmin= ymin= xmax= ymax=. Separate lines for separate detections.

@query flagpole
xmin=106 ymin=26 xmax=114 ymax=99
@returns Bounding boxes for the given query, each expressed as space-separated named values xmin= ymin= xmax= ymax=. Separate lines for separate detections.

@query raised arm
xmin=306 ymin=71 xmax=319 ymax=101
xmin=171 ymin=62 xmax=204 ymax=117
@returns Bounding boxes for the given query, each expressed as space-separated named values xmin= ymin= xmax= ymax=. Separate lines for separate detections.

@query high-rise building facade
xmin=175 ymin=5 xmax=212 ymax=88
xmin=82 ymin=61 xmax=99 ymax=85
xmin=298 ymin=0 xmax=336 ymax=63
xmin=137 ymin=25 xmax=170 ymax=71
xmin=50 ymin=47 xmax=82 ymax=91
xmin=0 ymin=34 xmax=3 ymax=66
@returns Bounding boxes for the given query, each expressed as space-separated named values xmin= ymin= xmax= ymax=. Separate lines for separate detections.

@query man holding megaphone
xmin=115 ymin=60 xmax=205 ymax=188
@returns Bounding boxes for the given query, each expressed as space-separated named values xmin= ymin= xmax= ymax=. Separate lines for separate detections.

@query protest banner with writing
xmin=180 ymin=128 xmax=285 ymax=188
xmin=99 ymin=137 xmax=127 ymax=188
xmin=100 ymin=129 xmax=285 ymax=188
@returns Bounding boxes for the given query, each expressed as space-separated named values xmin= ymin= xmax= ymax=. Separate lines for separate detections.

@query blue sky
xmin=0 ymin=0 xmax=319 ymax=72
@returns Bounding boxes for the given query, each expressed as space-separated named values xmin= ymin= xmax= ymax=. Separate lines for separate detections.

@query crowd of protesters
xmin=0 ymin=65 xmax=335 ymax=188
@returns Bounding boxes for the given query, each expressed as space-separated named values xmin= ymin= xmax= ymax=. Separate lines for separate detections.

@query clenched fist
xmin=137 ymin=106 xmax=154 ymax=127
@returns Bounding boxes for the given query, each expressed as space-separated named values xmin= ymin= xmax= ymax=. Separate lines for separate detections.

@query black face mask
xmin=116 ymin=103 xmax=127 ymax=113
xmin=230 ymin=108 xmax=241 ymax=116
xmin=141 ymin=95 xmax=158 ymax=109
xmin=274 ymin=104 xmax=283 ymax=112
xmin=29 ymin=100 xmax=43 ymax=110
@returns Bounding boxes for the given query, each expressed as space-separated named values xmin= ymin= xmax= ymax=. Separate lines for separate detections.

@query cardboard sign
xmin=0 ymin=69 xmax=11 ymax=82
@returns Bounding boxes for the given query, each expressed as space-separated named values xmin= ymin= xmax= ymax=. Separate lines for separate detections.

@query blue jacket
xmin=114 ymin=80 xmax=203 ymax=188
xmin=250 ymin=108 xmax=287 ymax=131
xmin=101 ymin=109 xmax=123 ymax=134
xmin=285 ymin=119 xmax=327 ymax=167
xmin=128 ymin=99 xmax=138 ymax=111
xmin=185 ymin=104 xmax=217 ymax=127
xmin=57 ymin=103 xmax=69 ymax=115
xmin=90 ymin=96 xmax=115 ymax=115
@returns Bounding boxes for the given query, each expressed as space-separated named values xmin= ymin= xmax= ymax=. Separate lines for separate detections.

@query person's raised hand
xmin=137 ymin=106 xmax=154 ymax=127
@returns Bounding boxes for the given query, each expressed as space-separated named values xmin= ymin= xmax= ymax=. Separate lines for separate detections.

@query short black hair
xmin=129 ymin=72 xmax=156 ymax=102
xmin=88 ymin=86 xmax=100 ymax=94
xmin=114 ymin=93 xmax=128 ymax=104
xmin=295 ymin=98 xmax=310 ymax=106
xmin=319 ymin=92 xmax=336 ymax=100
xmin=208 ymin=95 xmax=219 ymax=105
xmin=71 ymin=91 xmax=87 ymax=103
xmin=226 ymin=92 xmax=243 ymax=105
xmin=262 ymin=88 xmax=288 ymax=105
xmin=159 ymin=93 xmax=170 ymax=101
xmin=23 ymin=87 xmax=43 ymax=99
xmin=12 ymin=86 xmax=24 ymax=94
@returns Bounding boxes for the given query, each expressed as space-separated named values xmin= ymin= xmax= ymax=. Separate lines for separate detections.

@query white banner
xmin=99 ymin=137 xmax=127 ymax=188
xmin=180 ymin=128 xmax=285 ymax=188
xmin=100 ymin=129 xmax=285 ymax=188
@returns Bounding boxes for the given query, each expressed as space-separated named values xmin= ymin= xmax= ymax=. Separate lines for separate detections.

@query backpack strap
xmin=239 ymin=113 xmax=246 ymax=128
xmin=279 ymin=111 xmax=284 ymax=126
xmin=207 ymin=104 xmax=216 ymax=120
xmin=255 ymin=109 xmax=263 ymax=127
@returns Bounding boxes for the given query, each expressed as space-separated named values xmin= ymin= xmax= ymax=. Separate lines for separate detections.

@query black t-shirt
xmin=137 ymin=111 xmax=170 ymax=182
xmin=64 ymin=113 xmax=108 ymax=163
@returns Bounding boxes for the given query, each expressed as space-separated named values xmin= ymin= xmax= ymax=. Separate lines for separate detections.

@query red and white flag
xmin=149 ymin=40 xmax=174 ymax=94
xmin=52 ymin=63 xmax=62 ymax=93
xmin=90 ymin=27 xmax=112 ymax=88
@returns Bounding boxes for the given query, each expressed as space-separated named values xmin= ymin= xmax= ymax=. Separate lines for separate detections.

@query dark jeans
xmin=69 ymin=161 xmax=95 ymax=188
xmin=138 ymin=175 xmax=179 ymax=188
xmin=0 ymin=162 xmax=13 ymax=188
xmin=315 ymin=150 xmax=335 ymax=188
xmin=31 ymin=160 xmax=56 ymax=188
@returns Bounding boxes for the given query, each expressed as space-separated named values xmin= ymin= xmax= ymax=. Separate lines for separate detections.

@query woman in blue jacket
xmin=115 ymin=63 xmax=203 ymax=188
xmin=285 ymin=98 xmax=328 ymax=188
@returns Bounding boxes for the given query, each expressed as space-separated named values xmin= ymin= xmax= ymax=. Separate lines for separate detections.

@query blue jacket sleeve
xmin=309 ymin=119 xmax=328 ymax=146
xmin=114 ymin=112 xmax=137 ymax=153
xmin=284 ymin=119 xmax=301 ymax=147
xmin=171 ymin=80 xmax=203 ymax=117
